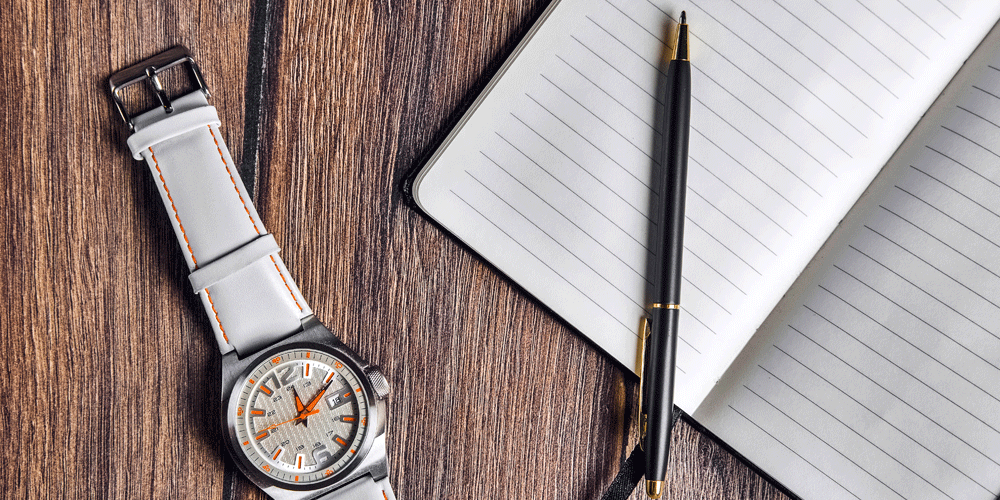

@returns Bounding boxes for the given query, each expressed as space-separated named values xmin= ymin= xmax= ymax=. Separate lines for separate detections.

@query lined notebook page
xmin=413 ymin=0 xmax=1000 ymax=411
xmin=695 ymin=31 xmax=1000 ymax=499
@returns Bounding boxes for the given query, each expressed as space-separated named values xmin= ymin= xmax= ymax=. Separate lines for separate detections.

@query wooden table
xmin=1 ymin=1 xmax=791 ymax=498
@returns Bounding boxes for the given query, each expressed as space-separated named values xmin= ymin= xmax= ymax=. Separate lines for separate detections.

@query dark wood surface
xmin=0 ymin=1 xmax=791 ymax=498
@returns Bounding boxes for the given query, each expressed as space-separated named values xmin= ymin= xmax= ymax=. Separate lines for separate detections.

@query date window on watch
xmin=325 ymin=389 xmax=354 ymax=410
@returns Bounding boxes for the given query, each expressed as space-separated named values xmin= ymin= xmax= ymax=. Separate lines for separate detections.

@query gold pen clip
xmin=637 ymin=315 xmax=652 ymax=450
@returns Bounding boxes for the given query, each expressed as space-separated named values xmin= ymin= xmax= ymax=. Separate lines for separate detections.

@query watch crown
xmin=366 ymin=367 xmax=391 ymax=400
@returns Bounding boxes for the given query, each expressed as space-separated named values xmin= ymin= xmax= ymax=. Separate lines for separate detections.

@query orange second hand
xmin=262 ymin=409 xmax=320 ymax=433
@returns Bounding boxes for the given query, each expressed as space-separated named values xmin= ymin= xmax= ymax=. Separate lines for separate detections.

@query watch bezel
xmin=222 ymin=340 xmax=380 ymax=492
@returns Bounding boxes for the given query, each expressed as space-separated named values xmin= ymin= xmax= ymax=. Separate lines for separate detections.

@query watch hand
xmin=305 ymin=379 xmax=334 ymax=413
xmin=296 ymin=379 xmax=334 ymax=427
xmin=260 ymin=408 xmax=321 ymax=434
xmin=292 ymin=385 xmax=305 ymax=413
xmin=292 ymin=386 xmax=305 ymax=413
xmin=292 ymin=386 xmax=308 ymax=427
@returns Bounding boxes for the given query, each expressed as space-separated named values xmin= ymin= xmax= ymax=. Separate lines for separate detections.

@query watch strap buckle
xmin=109 ymin=46 xmax=210 ymax=131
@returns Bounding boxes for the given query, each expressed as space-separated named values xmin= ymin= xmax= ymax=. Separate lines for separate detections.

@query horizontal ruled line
xmin=818 ymin=281 xmax=1000 ymax=406
xmin=768 ymin=0 xmax=900 ymax=98
xmin=464 ymin=169 xmax=646 ymax=311
xmin=728 ymin=404 xmax=863 ymax=500
xmin=764 ymin=349 xmax=995 ymax=493
xmin=725 ymin=0 xmax=884 ymax=116
xmin=811 ymin=0 xmax=914 ymax=78
xmin=787 ymin=323 xmax=1000 ymax=469
xmin=689 ymin=157 xmax=795 ymax=236
xmin=754 ymin=363 xmax=962 ymax=497
xmin=832 ymin=262 xmax=1000 ymax=372
xmin=741 ymin=383 xmax=908 ymax=499
xmin=479 ymin=151 xmax=650 ymax=283
xmin=449 ymin=189 xmax=637 ymax=337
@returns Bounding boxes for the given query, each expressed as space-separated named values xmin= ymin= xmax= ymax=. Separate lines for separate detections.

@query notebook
xmin=404 ymin=0 xmax=1000 ymax=498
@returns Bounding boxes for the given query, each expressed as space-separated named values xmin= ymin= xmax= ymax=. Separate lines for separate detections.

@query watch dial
xmin=231 ymin=348 xmax=370 ymax=485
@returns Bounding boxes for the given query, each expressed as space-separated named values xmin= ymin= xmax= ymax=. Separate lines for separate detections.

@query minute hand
xmin=304 ymin=379 xmax=334 ymax=413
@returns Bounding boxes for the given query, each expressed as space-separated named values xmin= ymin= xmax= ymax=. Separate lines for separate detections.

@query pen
xmin=641 ymin=11 xmax=690 ymax=499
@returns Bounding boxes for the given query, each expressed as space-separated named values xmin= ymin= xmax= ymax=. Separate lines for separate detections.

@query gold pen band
xmin=649 ymin=303 xmax=680 ymax=309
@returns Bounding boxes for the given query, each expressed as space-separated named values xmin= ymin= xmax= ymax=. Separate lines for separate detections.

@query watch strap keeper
xmin=187 ymin=233 xmax=280 ymax=293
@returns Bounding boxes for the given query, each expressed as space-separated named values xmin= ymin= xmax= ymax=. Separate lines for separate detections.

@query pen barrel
xmin=654 ymin=60 xmax=690 ymax=304
xmin=643 ymin=307 xmax=681 ymax=481
xmin=644 ymin=55 xmax=690 ymax=484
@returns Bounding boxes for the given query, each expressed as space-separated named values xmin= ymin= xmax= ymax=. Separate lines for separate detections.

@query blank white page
xmin=695 ymin=27 xmax=1000 ymax=500
xmin=413 ymin=0 xmax=1000 ymax=411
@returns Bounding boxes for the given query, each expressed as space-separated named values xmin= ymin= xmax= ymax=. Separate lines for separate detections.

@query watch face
xmin=229 ymin=347 xmax=372 ymax=486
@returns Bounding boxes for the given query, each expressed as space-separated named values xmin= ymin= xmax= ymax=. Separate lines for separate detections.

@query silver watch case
xmin=221 ymin=319 xmax=389 ymax=499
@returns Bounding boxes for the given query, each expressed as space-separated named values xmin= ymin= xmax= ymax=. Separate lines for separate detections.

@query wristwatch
xmin=108 ymin=47 xmax=396 ymax=500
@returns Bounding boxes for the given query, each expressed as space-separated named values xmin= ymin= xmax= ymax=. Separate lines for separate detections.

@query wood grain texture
xmin=0 ymin=0 xmax=791 ymax=499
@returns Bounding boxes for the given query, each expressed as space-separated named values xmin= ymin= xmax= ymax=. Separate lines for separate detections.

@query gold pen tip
xmin=680 ymin=11 xmax=686 ymax=24
xmin=646 ymin=480 xmax=665 ymax=498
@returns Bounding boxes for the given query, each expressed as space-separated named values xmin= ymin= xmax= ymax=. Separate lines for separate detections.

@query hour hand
xmin=292 ymin=386 xmax=307 ymax=427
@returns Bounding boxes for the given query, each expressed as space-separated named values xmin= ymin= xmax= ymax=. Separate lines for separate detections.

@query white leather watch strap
xmin=128 ymin=90 xmax=312 ymax=355
xmin=318 ymin=476 xmax=396 ymax=500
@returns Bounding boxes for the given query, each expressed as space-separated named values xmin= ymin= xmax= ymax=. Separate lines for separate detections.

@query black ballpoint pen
xmin=640 ymin=11 xmax=690 ymax=499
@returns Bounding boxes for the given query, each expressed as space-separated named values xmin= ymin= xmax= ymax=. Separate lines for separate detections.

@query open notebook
xmin=406 ymin=0 xmax=1000 ymax=498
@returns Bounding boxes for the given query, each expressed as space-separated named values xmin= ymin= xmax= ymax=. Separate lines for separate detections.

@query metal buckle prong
xmin=145 ymin=67 xmax=173 ymax=114
xmin=109 ymin=46 xmax=211 ymax=131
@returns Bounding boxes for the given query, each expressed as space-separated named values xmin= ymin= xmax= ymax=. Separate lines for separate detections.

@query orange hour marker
xmin=343 ymin=392 xmax=351 ymax=398
xmin=260 ymin=385 xmax=272 ymax=395
xmin=342 ymin=417 xmax=356 ymax=422
xmin=297 ymin=455 xmax=303 ymax=469
xmin=325 ymin=372 xmax=335 ymax=383
xmin=255 ymin=431 xmax=269 ymax=441
xmin=251 ymin=409 xmax=265 ymax=416
xmin=272 ymin=448 xmax=282 ymax=460
xmin=335 ymin=437 xmax=347 ymax=446
xmin=305 ymin=364 xmax=310 ymax=377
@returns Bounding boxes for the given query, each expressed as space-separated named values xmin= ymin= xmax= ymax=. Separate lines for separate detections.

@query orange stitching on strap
xmin=271 ymin=256 xmax=303 ymax=311
xmin=149 ymin=147 xmax=230 ymax=345
xmin=205 ymin=290 xmax=229 ymax=343
xmin=150 ymin=148 xmax=198 ymax=267
xmin=206 ymin=126 xmax=302 ymax=312
xmin=208 ymin=125 xmax=261 ymax=235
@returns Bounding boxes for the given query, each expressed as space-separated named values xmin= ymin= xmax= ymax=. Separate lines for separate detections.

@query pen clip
xmin=637 ymin=315 xmax=652 ymax=449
